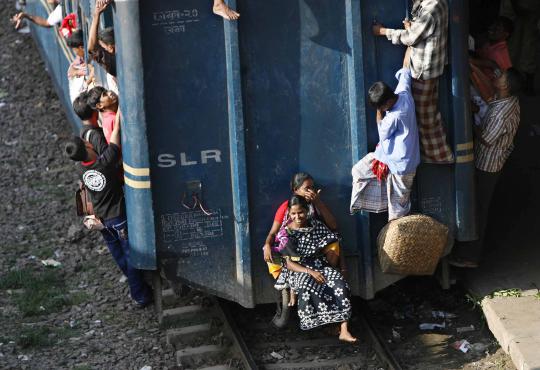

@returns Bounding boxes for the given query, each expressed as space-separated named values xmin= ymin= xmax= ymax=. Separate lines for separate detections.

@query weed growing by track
xmin=0 ymin=267 xmax=88 ymax=316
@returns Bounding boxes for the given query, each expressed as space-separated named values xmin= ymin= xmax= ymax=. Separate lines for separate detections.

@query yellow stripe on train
xmin=123 ymin=163 xmax=151 ymax=177
xmin=124 ymin=177 xmax=151 ymax=189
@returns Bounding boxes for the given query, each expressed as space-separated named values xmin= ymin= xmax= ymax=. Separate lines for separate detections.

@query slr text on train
xmin=157 ymin=150 xmax=222 ymax=168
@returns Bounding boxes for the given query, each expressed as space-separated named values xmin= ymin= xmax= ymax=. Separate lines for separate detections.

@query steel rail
xmin=214 ymin=298 xmax=259 ymax=370
xmin=358 ymin=300 xmax=403 ymax=370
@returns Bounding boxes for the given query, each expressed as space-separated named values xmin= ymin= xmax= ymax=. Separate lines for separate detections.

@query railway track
xmin=155 ymin=280 xmax=403 ymax=370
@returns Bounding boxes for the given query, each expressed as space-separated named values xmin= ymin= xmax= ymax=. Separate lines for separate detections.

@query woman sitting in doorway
xmin=278 ymin=195 xmax=356 ymax=342
xmin=262 ymin=173 xmax=343 ymax=289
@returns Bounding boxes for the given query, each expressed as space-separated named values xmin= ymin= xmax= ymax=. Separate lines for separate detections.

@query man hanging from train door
xmin=65 ymin=110 xmax=153 ymax=307
xmin=350 ymin=48 xmax=420 ymax=221
xmin=372 ymin=0 xmax=454 ymax=163
xmin=449 ymin=68 xmax=523 ymax=268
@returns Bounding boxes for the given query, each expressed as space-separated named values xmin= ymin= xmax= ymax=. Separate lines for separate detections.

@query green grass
xmin=488 ymin=288 xmax=522 ymax=298
xmin=73 ymin=365 xmax=93 ymax=370
xmin=15 ymin=326 xmax=81 ymax=349
xmin=80 ymin=261 xmax=98 ymax=273
xmin=70 ymin=291 xmax=91 ymax=305
xmin=0 ymin=268 xmax=90 ymax=316
xmin=0 ymin=269 xmax=34 ymax=289
xmin=44 ymin=186 xmax=72 ymax=200
xmin=16 ymin=326 xmax=53 ymax=348
xmin=35 ymin=246 xmax=54 ymax=260
xmin=14 ymin=286 xmax=70 ymax=316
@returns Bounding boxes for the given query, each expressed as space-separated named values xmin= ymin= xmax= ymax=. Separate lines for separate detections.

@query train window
xmin=76 ymin=3 xmax=83 ymax=29
xmin=101 ymin=5 xmax=114 ymax=29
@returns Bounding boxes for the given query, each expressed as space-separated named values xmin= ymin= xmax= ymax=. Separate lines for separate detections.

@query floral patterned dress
xmin=282 ymin=220 xmax=352 ymax=330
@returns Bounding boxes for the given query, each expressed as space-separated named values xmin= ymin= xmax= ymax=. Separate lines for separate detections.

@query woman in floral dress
xmin=281 ymin=195 xmax=357 ymax=342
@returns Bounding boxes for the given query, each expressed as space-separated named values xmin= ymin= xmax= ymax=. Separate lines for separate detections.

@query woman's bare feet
xmin=288 ymin=290 xmax=297 ymax=307
xmin=213 ymin=0 xmax=240 ymax=21
xmin=339 ymin=321 xmax=358 ymax=343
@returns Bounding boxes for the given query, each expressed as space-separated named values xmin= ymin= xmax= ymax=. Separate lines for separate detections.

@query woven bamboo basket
xmin=377 ymin=214 xmax=449 ymax=275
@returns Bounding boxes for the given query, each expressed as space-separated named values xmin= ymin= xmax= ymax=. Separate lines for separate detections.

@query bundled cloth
xmin=59 ymin=13 xmax=77 ymax=38
xmin=371 ymin=159 xmax=389 ymax=182
xmin=350 ymin=153 xmax=415 ymax=220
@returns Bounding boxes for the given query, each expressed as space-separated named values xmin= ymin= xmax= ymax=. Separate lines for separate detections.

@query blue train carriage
xmin=26 ymin=0 xmax=476 ymax=308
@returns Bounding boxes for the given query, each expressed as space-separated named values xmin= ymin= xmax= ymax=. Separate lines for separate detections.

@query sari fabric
xmin=282 ymin=220 xmax=352 ymax=330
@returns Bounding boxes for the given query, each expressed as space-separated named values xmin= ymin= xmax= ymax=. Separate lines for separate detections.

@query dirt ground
xmin=0 ymin=2 xmax=175 ymax=369
xmin=0 ymin=1 xmax=519 ymax=370
xmin=366 ymin=277 xmax=515 ymax=370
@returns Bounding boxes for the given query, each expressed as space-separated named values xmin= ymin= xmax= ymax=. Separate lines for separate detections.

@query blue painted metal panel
xmin=345 ymin=0 xmax=373 ymax=298
xmin=223 ymin=0 xmax=254 ymax=306
xmin=138 ymin=0 xmax=248 ymax=304
xmin=449 ymin=0 xmax=477 ymax=241
xmin=115 ymin=0 xmax=157 ymax=270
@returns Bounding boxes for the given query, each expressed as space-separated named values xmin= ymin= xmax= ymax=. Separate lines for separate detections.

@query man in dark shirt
xmin=88 ymin=2 xmax=116 ymax=78
xmin=65 ymin=115 xmax=152 ymax=307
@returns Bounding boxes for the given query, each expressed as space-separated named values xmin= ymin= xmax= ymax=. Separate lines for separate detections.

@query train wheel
xmin=271 ymin=289 xmax=290 ymax=329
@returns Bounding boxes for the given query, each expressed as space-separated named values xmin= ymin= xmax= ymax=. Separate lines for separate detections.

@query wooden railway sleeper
xmin=155 ymin=280 xmax=257 ymax=369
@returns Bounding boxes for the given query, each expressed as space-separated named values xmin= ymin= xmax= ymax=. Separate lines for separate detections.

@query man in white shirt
xmin=11 ymin=0 xmax=62 ymax=29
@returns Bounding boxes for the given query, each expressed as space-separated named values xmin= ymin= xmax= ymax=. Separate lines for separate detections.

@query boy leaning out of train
xmin=73 ymin=92 xmax=107 ymax=156
xmin=88 ymin=1 xmax=118 ymax=94
xmin=86 ymin=86 xmax=119 ymax=145
xmin=66 ymin=30 xmax=95 ymax=103
xmin=64 ymin=111 xmax=153 ymax=307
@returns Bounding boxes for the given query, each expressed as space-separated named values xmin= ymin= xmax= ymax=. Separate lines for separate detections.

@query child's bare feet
xmin=213 ymin=0 xmax=240 ymax=20
xmin=339 ymin=321 xmax=357 ymax=343
xmin=288 ymin=290 xmax=297 ymax=307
